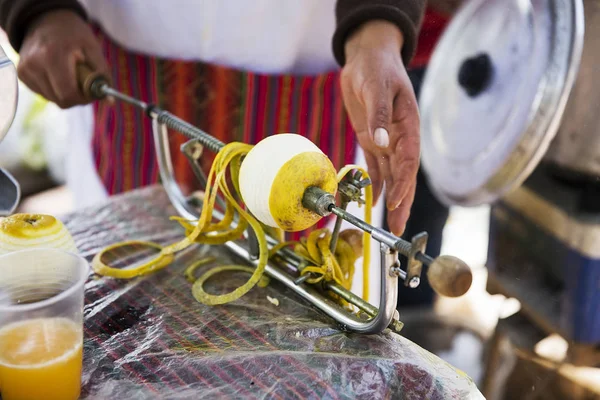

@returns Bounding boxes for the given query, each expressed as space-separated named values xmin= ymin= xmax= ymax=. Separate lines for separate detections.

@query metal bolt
xmin=294 ymin=273 xmax=312 ymax=285
xmin=390 ymin=320 xmax=404 ymax=333
xmin=389 ymin=263 xmax=403 ymax=277
xmin=357 ymin=178 xmax=372 ymax=189
xmin=409 ymin=277 xmax=420 ymax=288
xmin=302 ymin=187 xmax=335 ymax=217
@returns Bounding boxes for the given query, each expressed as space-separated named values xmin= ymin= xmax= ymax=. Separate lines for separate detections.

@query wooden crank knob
xmin=76 ymin=63 xmax=109 ymax=100
xmin=426 ymin=255 xmax=473 ymax=298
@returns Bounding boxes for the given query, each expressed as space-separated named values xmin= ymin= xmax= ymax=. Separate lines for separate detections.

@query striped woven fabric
xmin=68 ymin=186 xmax=483 ymax=399
xmin=90 ymin=28 xmax=356 ymax=241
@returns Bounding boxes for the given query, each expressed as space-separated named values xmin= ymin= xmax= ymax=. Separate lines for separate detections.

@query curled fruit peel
xmin=92 ymin=142 xmax=373 ymax=305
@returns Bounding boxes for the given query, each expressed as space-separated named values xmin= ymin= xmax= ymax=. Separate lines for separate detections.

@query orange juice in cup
xmin=0 ymin=318 xmax=83 ymax=400
xmin=0 ymin=248 xmax=89 ymax=400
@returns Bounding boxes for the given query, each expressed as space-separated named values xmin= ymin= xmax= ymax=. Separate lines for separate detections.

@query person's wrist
xmin=344 ymin=20 xmax=404 ymax=63
xmin=25 ymin=9 xmax=84 ymax=39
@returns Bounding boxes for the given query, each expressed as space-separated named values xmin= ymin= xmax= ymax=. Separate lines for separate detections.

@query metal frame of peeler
xmin=76 ymin=64 xmax=473 ymax=335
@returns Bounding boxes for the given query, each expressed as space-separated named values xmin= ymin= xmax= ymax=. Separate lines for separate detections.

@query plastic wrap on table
xmin=65 ymin=186 xmax=484 ymax=399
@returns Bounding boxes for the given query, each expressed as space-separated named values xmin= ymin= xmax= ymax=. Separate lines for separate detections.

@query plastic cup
xmin=0 ymin=248 xmax=89 ymax=400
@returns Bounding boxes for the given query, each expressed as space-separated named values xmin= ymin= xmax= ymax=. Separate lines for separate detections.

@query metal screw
xmin=389 ymin=262 xmax=403 ymax=277
xmin=409 ymin=277 xmax=420 ymax=288
xmin=390 ymin=320 xmax=404 ymax=333
xmin=357 ymin=178 xmax=372 ymax=188
xmin=294 ymin=274 xmax=312 ymax=285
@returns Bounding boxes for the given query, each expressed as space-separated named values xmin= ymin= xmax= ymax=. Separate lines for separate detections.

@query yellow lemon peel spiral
xmin=91 ymin=143 xmax=373 ymax=305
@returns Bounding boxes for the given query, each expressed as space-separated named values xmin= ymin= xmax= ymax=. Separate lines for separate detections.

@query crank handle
xmin=390 ymin=253 xmax=472 ymax=298
xmin=77 ymin=63 xmax=155 ymax=114
xmin=375 ymin=228 xmax=472 ymax=298
xmin=76 ymin=63 xmax=110 ymax=100
xmin=425 ymin=255 xmax=472 ymax=298
xmin=370 ymin=227 xmax=472 ymax=297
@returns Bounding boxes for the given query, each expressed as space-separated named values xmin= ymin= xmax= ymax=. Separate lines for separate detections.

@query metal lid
xmin=419 ymin=0 xmax=584 ymax=206
xmin=0 ymin=44 xmax=18 ymax=144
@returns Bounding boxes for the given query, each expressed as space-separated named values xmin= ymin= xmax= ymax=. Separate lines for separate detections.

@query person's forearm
xmin=333 ymin=0 xmax=426 ymax=67
xmin=0 ymin=0 xmax=87 ymax=52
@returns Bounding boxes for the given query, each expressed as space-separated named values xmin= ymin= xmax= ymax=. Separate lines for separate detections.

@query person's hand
xmin=340 ymin=20 xmax=420 ymax=236
xmin=17 ymin=10 xmax=109 ymax=109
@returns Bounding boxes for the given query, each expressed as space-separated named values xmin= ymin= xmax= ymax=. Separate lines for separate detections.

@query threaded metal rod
xmin=155 ymin=111 xmax=225 ymax=153
xmin=102 ymin=85 xmax=225 ymax=153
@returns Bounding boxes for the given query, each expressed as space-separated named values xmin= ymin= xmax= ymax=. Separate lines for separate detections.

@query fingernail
xmin=374 ymin=128 xmax=389 ymax=148
xmin=388 ymin=199 xmax=402 ymax=211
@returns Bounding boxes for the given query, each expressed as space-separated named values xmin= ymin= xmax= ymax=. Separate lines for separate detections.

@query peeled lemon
xmin=0 ymin=214 xmax=78 ymax=255
xmin=239 ymin=134 xmax=338 ymax=232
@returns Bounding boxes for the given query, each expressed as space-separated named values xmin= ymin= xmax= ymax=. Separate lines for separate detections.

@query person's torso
xmin=78 ymin=0 xmax=339 ymax=75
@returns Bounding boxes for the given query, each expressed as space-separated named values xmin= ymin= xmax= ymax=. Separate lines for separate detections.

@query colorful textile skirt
xmin=90 ymin=28 xmax=357 ymax=241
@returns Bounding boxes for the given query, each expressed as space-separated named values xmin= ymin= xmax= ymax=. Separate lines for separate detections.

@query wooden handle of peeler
xmin=77 ymin=63 xmax=109 ymax=100
xmin=426 ymin=255 xmax=473 ymax=297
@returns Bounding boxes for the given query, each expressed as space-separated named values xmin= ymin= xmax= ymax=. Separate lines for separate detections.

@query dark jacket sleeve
xmin=333 ymin=0 xmax=426 ymax=67
xmin=0 ymin=0 xmax=87 ymax=51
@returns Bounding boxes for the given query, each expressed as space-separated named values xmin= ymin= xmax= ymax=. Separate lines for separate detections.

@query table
xmin=68 ymin=186 xmax=484 ymax=399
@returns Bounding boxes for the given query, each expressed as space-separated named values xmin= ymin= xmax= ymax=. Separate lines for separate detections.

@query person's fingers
xmin=38 ymin=73 xmax=56 ymax=103
xmin=387 ymin=132 xmax=420 ymax=207
xmin=340 ymin=71 xmax=368 ymax=135
xmin=377 ymin=152 xmax=398 ymax=210
xmin=385 ymin=90 xmax=420 ymax=210
xmin=363 ymin=150 xmax=383 ymax=205
xmin=83 ymin=46 xmax=116 ymax=106
xmin=387 ymin=178 xmax=416 ymax=236
xmin=18 ymin=40 xmax=105 ymax=108
xmin=17 ymin=67 xmax=44 ymax=96
xmin=18 ymin=66 xmax=56 ymax=103
xmin=83 ymin=44 xmax=108 ymax=72
xmin=83 ymin=43 xmax=111 ymax=81
xmin=362 ymin=78 xmax=394 ymax=151
xmin=47 ymin=49 xmax=89 ymax=108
